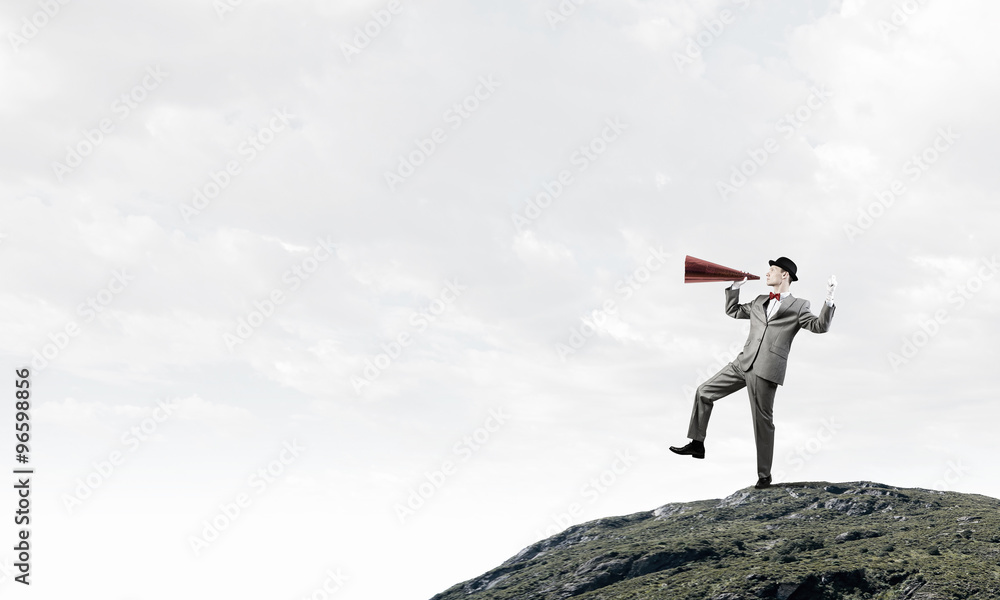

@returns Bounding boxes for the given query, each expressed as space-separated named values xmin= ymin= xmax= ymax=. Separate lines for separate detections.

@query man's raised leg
xmin=686 ymin=362 xmax=747 ymax=442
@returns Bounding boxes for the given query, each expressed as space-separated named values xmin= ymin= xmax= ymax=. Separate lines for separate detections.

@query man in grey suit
xmin=670 ymin=257 xmax=837 ymax=489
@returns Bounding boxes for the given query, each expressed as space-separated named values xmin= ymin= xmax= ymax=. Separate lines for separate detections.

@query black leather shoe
xmin=754 ymin=476 xmax=772 ymax=489
xmin=669 ymin=440 xmax=705 ymax=459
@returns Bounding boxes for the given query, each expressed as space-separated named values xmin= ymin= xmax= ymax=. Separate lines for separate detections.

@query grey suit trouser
xmin=686 ymin=361 xmax=778 ymax=479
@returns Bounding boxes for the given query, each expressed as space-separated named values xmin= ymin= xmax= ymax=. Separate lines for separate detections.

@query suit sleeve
xmin=798 ymin=299 xmax=835 ymax=333
xmin=725 ymin=286 xmax=751 ymax=320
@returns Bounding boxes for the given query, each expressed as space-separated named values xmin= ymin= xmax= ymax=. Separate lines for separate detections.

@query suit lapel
xmin=754 ymin=295 xmax=769 ymax=322
xmin=772 ymin=296 xmax=797 ymax=321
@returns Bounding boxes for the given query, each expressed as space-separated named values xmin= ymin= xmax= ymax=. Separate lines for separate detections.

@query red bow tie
xmin=769 ymin=292 xmax=781 ymax=301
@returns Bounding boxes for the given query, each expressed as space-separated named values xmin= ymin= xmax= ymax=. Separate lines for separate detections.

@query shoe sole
xmin=669 ymin=449 xmax=705 ymax=459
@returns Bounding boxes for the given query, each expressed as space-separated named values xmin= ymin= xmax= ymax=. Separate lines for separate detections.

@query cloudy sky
xmin=1 ymin=0 xmax=998 ymax=597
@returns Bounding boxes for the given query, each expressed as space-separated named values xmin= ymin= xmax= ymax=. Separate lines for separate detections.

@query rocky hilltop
xmin=431 ymin=482 xmax=1000 ymax=600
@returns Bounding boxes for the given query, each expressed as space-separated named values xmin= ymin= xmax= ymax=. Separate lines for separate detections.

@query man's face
xmin=765 ymin=265 xmax=786 ymax=286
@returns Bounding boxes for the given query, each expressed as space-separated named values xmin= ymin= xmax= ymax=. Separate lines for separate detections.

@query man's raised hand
xmin=826 ymin=275 xmax=837 ymax=303
xmin=731 ymin=276 xmax=748 ymax=289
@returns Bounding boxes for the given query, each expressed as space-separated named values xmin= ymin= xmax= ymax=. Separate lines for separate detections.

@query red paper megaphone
xmin=684 ymin=255 xmax=760 ymax=283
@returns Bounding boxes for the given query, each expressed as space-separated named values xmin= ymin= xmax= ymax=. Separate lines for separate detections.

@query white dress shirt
xmin=765 ymin=292 xmax=788 ymax=321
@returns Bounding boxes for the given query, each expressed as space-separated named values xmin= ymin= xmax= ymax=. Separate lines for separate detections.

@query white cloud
xmin=512 ymin=230 xmax=575 ymax=264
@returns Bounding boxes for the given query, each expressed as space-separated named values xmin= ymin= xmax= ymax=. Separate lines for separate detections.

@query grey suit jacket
xmin=725 ymin=286 xmax=835 ymax=386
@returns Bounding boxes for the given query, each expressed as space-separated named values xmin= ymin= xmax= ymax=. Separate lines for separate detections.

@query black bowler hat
xmin=769 ymin=257 xmax=798 ymax=281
